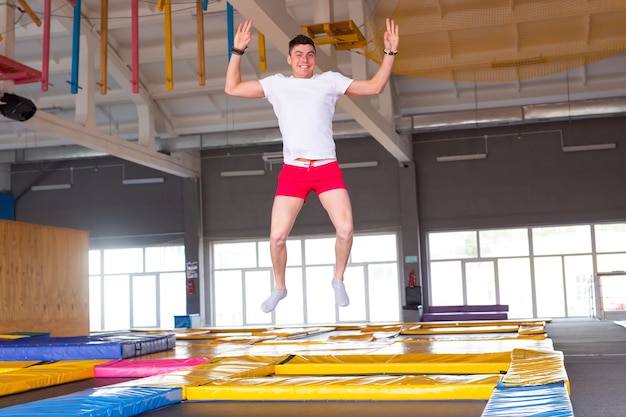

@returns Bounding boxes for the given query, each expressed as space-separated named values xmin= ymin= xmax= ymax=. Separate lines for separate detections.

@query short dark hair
xmin=289 ymin=34 xmax=316 ymax=55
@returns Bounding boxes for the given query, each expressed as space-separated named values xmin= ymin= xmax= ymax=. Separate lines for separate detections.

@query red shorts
xmin=276 ymin=161 xmax=346 ymax=200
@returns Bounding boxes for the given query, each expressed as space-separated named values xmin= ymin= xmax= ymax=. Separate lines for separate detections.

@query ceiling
xmin=1 ymin=0 xmax=626 ymax=178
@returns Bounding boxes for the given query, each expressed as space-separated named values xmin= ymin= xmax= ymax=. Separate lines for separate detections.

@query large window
xmin=89 ymin=246 xmax=187 ymax=332
xmin=211 ymin=233 xmax=401 ymax=326
xmin=428 ymin=223 xmax=626 ymax=319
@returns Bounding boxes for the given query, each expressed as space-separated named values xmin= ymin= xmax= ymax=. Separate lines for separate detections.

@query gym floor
xmin=0 ymin=318 xmax=624 ymax=417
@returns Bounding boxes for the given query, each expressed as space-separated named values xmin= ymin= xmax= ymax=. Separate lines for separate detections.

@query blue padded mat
xmin=0 ymin=333 xmax=176 ymax=361
xmin=481 ymin=381 xmax=574 ymax=417
xmin=0 ymin=386 xmax=182 ymax=416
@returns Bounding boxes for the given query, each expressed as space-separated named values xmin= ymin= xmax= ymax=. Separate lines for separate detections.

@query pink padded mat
xmin=94 ymin=357 xmax=209 ymax=377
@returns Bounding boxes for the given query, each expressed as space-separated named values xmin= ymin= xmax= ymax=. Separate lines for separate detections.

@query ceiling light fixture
xmin=339 ymin=161 xmax=378 ymax=169
xmin=437 ymin=133 xmax=489 ymax=162
xmin=262 ymin=152 xmax=284 ymax=163
xmin=122 ymin=177 xmax=165 ymax=185
xmin=220 ymin=170 xmax=265 ymax=177
xmin=436 ymin=153 xmax=488 ymax=162
xmin=31 ymin=183 xmax=72 ymax=191
xmin=562 ymin=143 xmax=617 ymax=152
xmin=558 ymin=129 xmax=616 ymax=153
xmin=31 ymin=167 xmax=74 ymax=191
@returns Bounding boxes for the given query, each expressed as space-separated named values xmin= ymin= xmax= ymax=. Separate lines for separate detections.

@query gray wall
xmin=415 ymin=117 xmax=626 ymax=229
xmin=12 ymin=157 xmax=187 ymax=248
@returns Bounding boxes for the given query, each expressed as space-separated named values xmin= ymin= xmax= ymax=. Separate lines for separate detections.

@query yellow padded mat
xmin=0 ymin=360 xmax=108 ymax=397
xmin=274 ymin=352 xmax=512 ymax=375
xmin=186 ymin=374 xmax=504 ymax=401
xmin=503 ymin=349 xmax=570 ymax=393
xmin=0 ymin=361 xmax=40 ymax=374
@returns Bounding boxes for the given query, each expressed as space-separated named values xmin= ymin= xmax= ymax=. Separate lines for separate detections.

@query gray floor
xmin=143 ymin=318 xmax=626 ymax=417
xmin=547 ymin=318 xmax=626 ymax=417
xmin=1 ymin=319 xmax=624 ymax=416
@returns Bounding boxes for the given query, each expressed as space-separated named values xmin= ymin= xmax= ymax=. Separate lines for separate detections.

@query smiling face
xmin=287 ymin=44 xmax=316 ymax=79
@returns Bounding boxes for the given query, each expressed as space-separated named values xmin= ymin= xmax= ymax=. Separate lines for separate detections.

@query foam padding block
xmin=101 ymin=333 xmax=177 ymax=358
xmin=113 ymin=355 xmax=282 ymax=400
xmin=503 ymin=349 xmax=569 ymax=392
xmin=0 ymin=360 xmax=107 ymax=397
xmin=94 ymin=358 xmax=210 ymax=377
xmin=274 ymin=352 xmax=512 ymax=375
xmin=0 ymin=386 xmax=182 ymax=416
xmin=0 ymin=333 xmax=176 ymax=361
xmin=186 ymin=374 xmax=503 ymax=401
xmin=481 ymin=382 xmax=574 ymax=417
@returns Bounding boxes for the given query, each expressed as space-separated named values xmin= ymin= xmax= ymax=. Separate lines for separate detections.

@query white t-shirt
xmin=260 ymin=71 xmax=353 ymax=164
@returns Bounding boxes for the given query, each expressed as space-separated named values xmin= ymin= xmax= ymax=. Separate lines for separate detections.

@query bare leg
xmin=262 ymin=195 xmax=304 ymax=312
xmin=319 ymin=188 xmax=353 ymax=306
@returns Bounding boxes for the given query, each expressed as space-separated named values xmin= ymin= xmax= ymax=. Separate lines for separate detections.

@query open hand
xmin=383 ymin=18 xmax=399 ymax=51
xmin=234 ymin=19 xmax=254 ymax=50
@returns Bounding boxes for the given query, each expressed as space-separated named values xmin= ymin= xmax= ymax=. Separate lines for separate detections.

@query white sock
xmin=261 ymin=289 xmax=287 ymax=313
xmin=332 ymin=280 xmax=350 ymax=307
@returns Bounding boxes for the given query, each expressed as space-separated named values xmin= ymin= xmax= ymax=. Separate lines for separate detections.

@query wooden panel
xmin=0 ymin=219 xmax=89 ymax=337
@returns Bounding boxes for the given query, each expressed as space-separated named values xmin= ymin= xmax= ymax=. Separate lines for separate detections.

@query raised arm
xmin=345 ymin=18 xmax=399 ymax=96
xmin=224 ymin=19 xmax=265 ymax=98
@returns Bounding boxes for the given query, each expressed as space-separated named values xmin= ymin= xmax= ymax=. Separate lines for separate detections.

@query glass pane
xmin=305 ymin=238 xmax=336 ymax=265
xmin=595 ymin=223 xmax=626 ymax=253
xmin=466 ymin=261 xmax=496 ymax=305
xmin=338 ymin=266 xmax=367 ymax=323
xmin=89 ymin=275 xmax=102 ymax=332
xmin=104 ymin=248 xmax=144 ymax=274
xmin=596 ymin=254 xmax=626 ymax=273
xmin=564 ymin=255 xmax=594 ymax=317
xmin=214 ymin=242 xmax=257 ymax=269
xmin=532 ymin=225 xmax=591 ymax=256
xmin=534 ymin=257 xmax=565 ymax=317
xmin=244 ymin=270 xmax=273 ymax=325
xmin=159 ymin=272 xmax=187 ymax=328
xmin=258 ymin=240 xmax=302 ymax=268
xmin=145 ymin=246 xmax=185 ymax=272
xmin=132 ymin=275 xmax=157 ymax=327
xmin=351 ymin=235 xmax=397 ymax=263
xmin=498 ymin=258 xmax=533 ymax=319
xmin=599 ymin=275 xmax=626 ymax=312
xmin=367 ymin=263 xmax=401 ymax=322
xmin=429 ymin=231 xmax=477 ymax=260
xmin=103 ymin=274 xmax=130 ymax=330
xmin=305 ymin=266 xmax=336 ymax=323
xmin=430 ymin=261 xmax=463 ymax=305
xmin=89 ymin=250 xmax=101 ymax=275
xmin=275 ymin=267 xmax=305 ymax=325
xmin=214 ymin=270 xmax=243 ymax=326
xmin=479 ymin=229 xmax=529 ymax=257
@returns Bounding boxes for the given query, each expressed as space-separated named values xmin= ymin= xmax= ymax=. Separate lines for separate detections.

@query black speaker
xmin=0 ymin=93 xmax=37 ymax=122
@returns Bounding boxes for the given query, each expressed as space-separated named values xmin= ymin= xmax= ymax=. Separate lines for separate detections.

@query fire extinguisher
xmin=187 ymin=278 xmax=195 ymax=294
xmin=409 ymin=269 xmax=416 ymax=288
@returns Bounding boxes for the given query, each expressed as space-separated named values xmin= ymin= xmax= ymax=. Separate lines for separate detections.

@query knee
xmin=270 ymin=230 xmax=289 ymax=248
xmin=335 ymin=221 xmax=353 ymax=243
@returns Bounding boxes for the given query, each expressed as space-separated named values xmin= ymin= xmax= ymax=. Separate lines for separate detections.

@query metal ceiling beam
xmin=227 ymin=0 xmax=412 ymax=162
xmin=25 ymin=111 xmax=200 ymax=178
